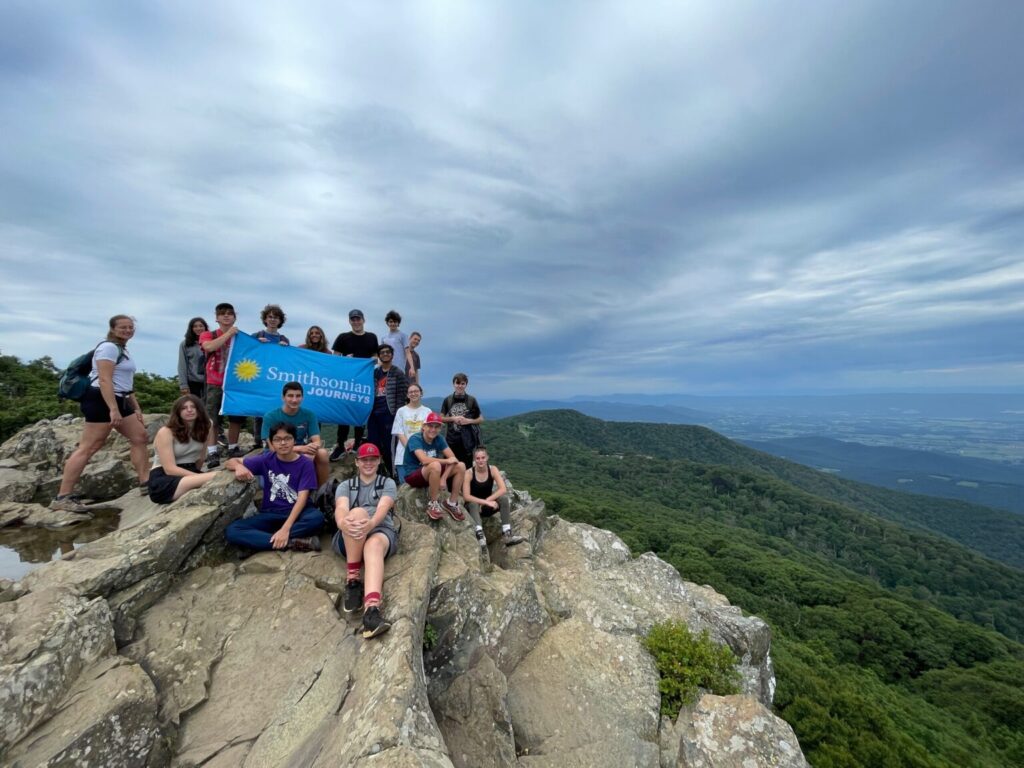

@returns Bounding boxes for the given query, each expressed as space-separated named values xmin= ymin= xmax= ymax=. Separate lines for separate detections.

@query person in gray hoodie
xmin=177 ymin=317 xmax=208 ymax=398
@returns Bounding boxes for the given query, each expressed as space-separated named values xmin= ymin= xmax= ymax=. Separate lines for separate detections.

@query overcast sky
xmin=1 ymin=1 xmax=1021 ymax=399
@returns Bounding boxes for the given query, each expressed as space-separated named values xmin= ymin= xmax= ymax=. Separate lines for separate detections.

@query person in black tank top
xmin=462 ymin=446 xmax=526 ymax=548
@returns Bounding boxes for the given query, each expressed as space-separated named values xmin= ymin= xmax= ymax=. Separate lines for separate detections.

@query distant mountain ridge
xmin=744 ymin=436 xmax=1024 ymax=515
xmin=572 ymin=391 xmax=1024 ymax=419
xmin=485 ymin=409 xmax=1024 ymax=571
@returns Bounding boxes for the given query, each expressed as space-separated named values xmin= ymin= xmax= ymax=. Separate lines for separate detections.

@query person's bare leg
xmin=343 ymin=531 xmax=366 ymax=566
xmin=116 ymin=415 xmax=150 ymax=483
xmin=447 ymin=462 xmax=466 ymax=503
xmin=362 ymin=533 xmax=389 ymax=601
xmin=425 ymin=462 xmax=442 ymax=502
xmin=228 ymin=421 xmax=242 ymax=445
xmin=57 ymin=422 xmax=113 ymax=496
xmin=171 ymin=472 xmax=219 ymax=500
xmin=315 ymin=448 xmax=330 ymax=486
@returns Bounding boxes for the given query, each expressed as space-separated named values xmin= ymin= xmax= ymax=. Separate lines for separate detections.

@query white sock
xmin=207 ymin=446 xmax=218 ymax=456
xmin=475 ymin=525 xmax=483 ymax=532
xmin=229 ymin=443 xmax=238 ymax=450
xmin=502 ymin=524 xmax=511 ymax=534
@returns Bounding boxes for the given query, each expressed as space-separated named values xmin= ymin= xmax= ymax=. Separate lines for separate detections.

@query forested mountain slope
xmin=485 ymin=410 xmax=1024 ymax=768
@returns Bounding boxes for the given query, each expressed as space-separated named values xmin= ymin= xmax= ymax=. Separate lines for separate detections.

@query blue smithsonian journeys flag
xmin=221 ymin=331 xmax=373 ymax=424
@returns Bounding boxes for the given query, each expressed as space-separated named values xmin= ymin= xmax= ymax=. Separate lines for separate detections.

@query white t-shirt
xmin=90 ymin=341 xmax=137 ymax=395
xmin=391 ymin=405 xmax=432 ymax=465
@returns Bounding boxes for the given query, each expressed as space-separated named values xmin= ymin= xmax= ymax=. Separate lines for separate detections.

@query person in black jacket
xmin=365 ymin=343 xmax=408 ymax=478
xmin=441 ymin=372 xmax=483 ymax=468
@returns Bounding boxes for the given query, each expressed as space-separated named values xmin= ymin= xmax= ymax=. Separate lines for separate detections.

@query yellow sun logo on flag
xmin=233 ymin=359 xmax=262 ymax=382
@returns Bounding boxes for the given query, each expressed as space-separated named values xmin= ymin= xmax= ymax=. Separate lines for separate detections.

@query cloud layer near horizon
xmin=1 ymin=1 xmax=1022 ymax=398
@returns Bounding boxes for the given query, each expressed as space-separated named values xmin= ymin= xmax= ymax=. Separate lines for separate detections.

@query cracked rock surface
xmin=0 ymin=415 xmax=807 ymax=767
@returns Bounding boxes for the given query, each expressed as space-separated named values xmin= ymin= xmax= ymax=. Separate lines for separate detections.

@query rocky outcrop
xmin=421 ymin=487 xmax=778 ymax=768
xmin=0 ymin=417 xmax=807 ymax=767
xmin=0 ymin=587 xmax=115 ymax=752
xmin=0 ymin=414 xmax=169 ymax=504
xmin=0 ymin=467 xmax=41 ymax=503
xmin=0 ymin=501 xmax=91 ymax=529
xmin=669 ymin=694 xmax=808 ymax=768
xmin=4 ymin=656 xmax=160 ymax=768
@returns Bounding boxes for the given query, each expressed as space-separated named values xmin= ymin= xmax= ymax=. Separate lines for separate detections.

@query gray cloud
xmin=0 ymin=0 xmax=1021 ymax=399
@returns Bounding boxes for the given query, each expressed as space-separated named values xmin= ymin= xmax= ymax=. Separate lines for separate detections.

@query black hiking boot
xmin=362 ymin=606 xmax=391 ymax=639
xmin=344 ymin=579 xmax=363 ymax=614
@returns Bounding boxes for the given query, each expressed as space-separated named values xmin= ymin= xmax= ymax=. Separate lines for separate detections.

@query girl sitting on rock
xmin=148 ymin=395 xmax=219 ymax=504
xmin=462 ymin=446 xmax=525 ymax=548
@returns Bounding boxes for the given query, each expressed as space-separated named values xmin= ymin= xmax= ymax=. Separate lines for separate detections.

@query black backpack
xmin=57 ymin=343 xmax=126 ymax=401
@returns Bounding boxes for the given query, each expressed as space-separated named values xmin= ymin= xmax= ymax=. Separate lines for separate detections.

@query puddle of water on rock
xmin=0 ymin=510 xmax=120 ymax=581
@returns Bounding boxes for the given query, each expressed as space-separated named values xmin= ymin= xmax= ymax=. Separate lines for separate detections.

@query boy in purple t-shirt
xmin=224 ymin=422 xmax=323 ymax=551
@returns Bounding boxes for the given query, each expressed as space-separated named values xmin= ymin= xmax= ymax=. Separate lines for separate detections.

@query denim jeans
xmin=225 ymin=506 xmax=323 ymax=551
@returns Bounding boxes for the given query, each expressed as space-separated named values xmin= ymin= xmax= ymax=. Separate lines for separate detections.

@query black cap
xmin=348 ymin=309 xmax=364 ymax=320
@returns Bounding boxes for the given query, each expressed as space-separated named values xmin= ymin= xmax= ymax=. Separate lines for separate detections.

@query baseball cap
xmin=424 ymin=412 xmax=443 ymax=426
xmin=357 ymin=443 xmax=381 ymax=458
xmin=349 ymin=309 xmax=364 ymax=320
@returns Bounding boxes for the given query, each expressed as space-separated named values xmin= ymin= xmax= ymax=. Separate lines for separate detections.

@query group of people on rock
xmin=177 ymin=303 xmax=423 ymax=470
xmin=49 ymin=309 xmax=525 ymax=641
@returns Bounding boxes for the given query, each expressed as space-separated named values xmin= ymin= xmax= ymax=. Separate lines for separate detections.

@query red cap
xmin=357 ymin=443 xmax=381 ymax=458
xmin=424 ymin=412 xmax=443 ymax=426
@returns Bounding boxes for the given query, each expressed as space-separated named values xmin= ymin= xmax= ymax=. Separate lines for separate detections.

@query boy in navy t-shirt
xmin=224 ymin=422 xmax=323 ymax=551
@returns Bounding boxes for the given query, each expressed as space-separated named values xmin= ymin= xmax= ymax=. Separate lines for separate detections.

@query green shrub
xmin=422 ymin=623 xmax=439 ymax=651
xmin=643 ymin=621 xmax=741 ymax=718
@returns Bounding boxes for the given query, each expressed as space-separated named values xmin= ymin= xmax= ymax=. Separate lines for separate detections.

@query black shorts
xmin=81 ymin=387 xmax=134 ymax=423
xmin=148 ymin=462 xmax=200 ymax=504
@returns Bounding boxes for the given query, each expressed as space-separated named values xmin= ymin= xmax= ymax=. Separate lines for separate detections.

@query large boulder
xmin=418 ymin=489 xmax=783 ymax=766
xmin=4 ymin=656 xmax=160 ymax=768
xmin=0 ymin=468 xmax=41 ymax=503
xmin=674 ymin=694 xmax=808 ymax=768
xmin=0 ymin=413 xmax=164 ymax=467
xmin=426 ymin=547 xmax=551 ymax=697
xmin=507 ymin=617 xmax=662 ymax=767
xmin=18 ymin=473 xmax=251 ymax=599
xmin=50 ymin=455 xmax=136 ymax=501
xmin=0 ymin=413 xmax=169 ymax=503
xmin=0 ymin=501 xmax=91 ymax=529
xmin=0 ymin=587 xmax=115 ymax=751
xmin=120 ymin=517 xmax=451 ymax=766
xmin=534 ymin=519 xmax=774 ymax=704
xmin=432 ymin=652 xmax=517 ymax=768
xmin=0 ymin=417 xmax=72 ymax=468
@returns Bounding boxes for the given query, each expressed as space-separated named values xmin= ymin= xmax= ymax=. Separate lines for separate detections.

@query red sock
xmin=364 ymin=591 xmax=381 ymax=607
xmin=347 ymin=562 xmax=362 ymax=582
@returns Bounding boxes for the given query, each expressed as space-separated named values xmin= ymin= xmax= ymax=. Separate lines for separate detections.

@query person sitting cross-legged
xmin=224 ymin=422 xmax=323 ymax=552
xmin=261 ymin=381 xmax=330 ymax=485
xmin=398 ymin=412 xmax=466 ymax=522
xmin=333 ymin=443 xmax=400 ymax=639
xmin=462 ymin=445 xmax=526 ymax=548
